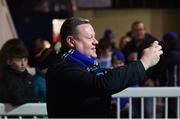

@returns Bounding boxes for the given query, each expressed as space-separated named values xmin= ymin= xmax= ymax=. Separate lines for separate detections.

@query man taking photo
xmin=46 ymin=17 xmax=163 ymax=118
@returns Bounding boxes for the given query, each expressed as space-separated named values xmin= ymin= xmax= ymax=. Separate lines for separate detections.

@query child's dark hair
xmin=6 ymin=46 xmax=28 ymax=60
xmin=0 ymin=38 xmax=28 ymax=65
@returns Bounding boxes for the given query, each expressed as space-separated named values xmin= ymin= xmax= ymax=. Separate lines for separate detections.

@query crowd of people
xmin=0 ymin=17 xmax=178 ymax=118
xmin=97 ymin=21 xmax=179 ymax=118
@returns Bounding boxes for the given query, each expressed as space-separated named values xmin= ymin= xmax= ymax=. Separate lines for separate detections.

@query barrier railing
xmin=0 ymin=103 xmax=47 ymax=119
xmin=1 ymin=87 xmax=180 ymax=118
xmin=112 ymin=87 xmax=180 ymax=119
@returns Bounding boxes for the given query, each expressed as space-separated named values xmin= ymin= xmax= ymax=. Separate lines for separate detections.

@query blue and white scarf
xmin=63 ymin=50 xmax=106 ymax=76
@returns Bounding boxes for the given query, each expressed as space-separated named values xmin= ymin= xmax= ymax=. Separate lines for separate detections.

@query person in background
xmin=119 ymin=35 xmax=132 ymax=51
xmin=34 ymin=67 xmax=47 ymax=102
xmin=0 ymin=38 xmax=37 ymax=106
xmin=162 ymin=32 xmax=180 ymax=118
xmin=163 ymin=32 xmax=180 ymax=86
xmin=97 ymin=38 xmax=112 ymax=68
xmin=123 ymin=21 xmax=158 ymax=60
xmin=111 ymin=50 xmax=140 ymax=118
xmin=0 ymin=39 xmax=24 ymax=101
xmin=33 ymin=47 xmax=48 ymax=103
xmin=0 ymin=39 xmax=25 ymax=102
xmin=123 ymin=21 xmax=160 ymax=118
xmin=103 ymin=29 xmax=116 ymax=51
xmin=118 ymin=35 xmax=138 ymax=63
xmin=33 ymin=40 xmax=59 ymax=102
xmin=111 ymin=50 xmax=128 ymax=117
xmin=111 ymin=50 xmax=125 ymax=68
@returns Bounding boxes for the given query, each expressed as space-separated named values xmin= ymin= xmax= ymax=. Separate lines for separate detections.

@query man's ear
xmin=66 ymin=36 xmax=75 ymax=48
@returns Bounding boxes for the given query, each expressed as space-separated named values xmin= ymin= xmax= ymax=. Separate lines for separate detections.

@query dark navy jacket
xmin=46 ymin=59 xmax=146 ymax=118
xmin=0 ymin=66 xmax=37 ymax=106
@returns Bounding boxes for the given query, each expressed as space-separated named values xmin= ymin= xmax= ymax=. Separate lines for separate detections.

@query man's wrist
xmin=140 ymin=59 xmax=149 ymax=71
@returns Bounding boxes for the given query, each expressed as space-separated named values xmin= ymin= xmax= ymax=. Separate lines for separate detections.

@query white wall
xmin=0 ymin=0 xmax=17 ymax=48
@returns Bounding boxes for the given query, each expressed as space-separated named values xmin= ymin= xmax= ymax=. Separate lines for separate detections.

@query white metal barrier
xmin=0 ymin=103 xmax=47 ymax=119
xmin=1 ymin=87 xmax=180 ymax=118
xmin=112 ymin=87 xmax=180 ymax=119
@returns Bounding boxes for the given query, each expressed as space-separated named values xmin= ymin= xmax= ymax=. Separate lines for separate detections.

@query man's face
xmin=73 ymin=24 xmax=98 ymax=58
xmin=7 ymin=57 xmax=28 ymax=72
xmin=132 ymin=23 xmax=145 ymax=40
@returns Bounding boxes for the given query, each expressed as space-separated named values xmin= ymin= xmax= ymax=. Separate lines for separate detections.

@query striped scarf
xmin=63 ymin=50 xmax=106 ymax=76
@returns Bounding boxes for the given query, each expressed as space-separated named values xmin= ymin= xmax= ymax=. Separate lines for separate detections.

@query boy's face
xmin=112 ymin=60 xmax=125 ymax=68
xmin=7 ymin=57 xmax=28 ymax=72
